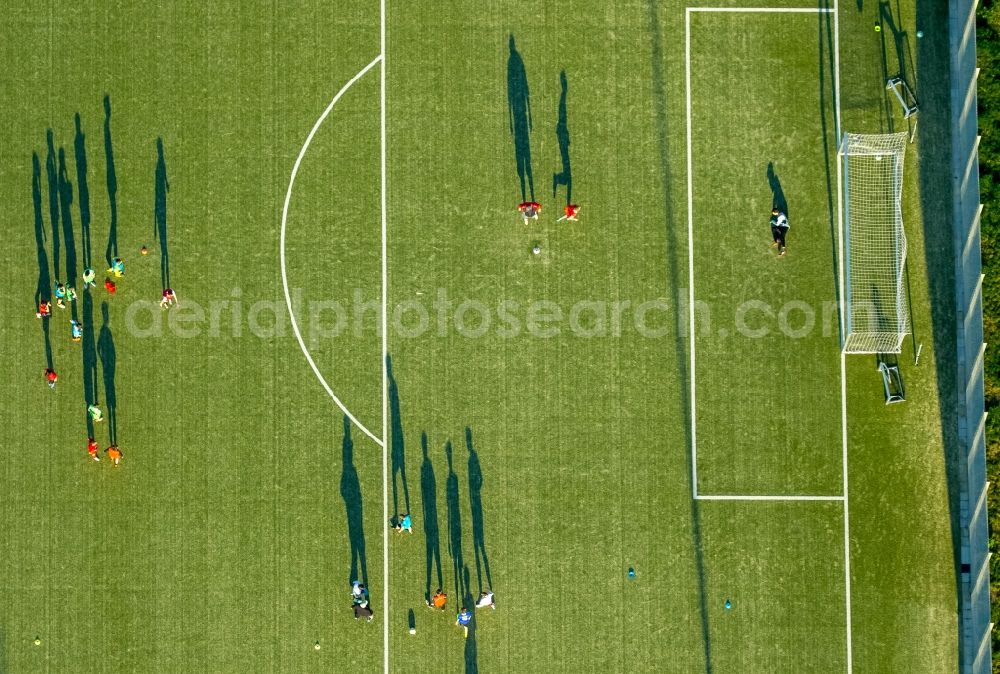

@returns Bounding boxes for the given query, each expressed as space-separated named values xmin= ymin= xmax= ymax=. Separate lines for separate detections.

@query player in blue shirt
xmin=456 ymin=606 xmax=472 ymax=637
xmin=71 ymin=319 xmax=83 ymax=342
xmin=394 ymin=513 xmax=413 ymax=534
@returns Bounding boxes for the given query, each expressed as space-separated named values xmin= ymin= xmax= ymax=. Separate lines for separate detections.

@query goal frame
xmin=839 ymin=131 xmax=911 ymax=354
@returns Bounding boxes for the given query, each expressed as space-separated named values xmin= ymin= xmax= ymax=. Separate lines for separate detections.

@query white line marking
xmin=832 ymin=1 xmax=852 ymax=669
xmin=688 ymin=6 xmax=835 ymax=12
xmin=685 ymin=8 xmax=698 ymax=499
xmin=380 ymin=0 xmax=390 ymax=666
xmin=280 ymin=56 xmax=384 ymax=448
xmin=696 ymin=494 xmax=845 ymax=502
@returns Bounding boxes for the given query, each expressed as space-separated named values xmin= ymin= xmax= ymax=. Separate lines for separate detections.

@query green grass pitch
xmin=0 ymin=0 xmax=963 ymax=672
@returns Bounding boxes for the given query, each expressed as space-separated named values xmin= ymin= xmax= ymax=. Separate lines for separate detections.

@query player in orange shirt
xmin=105 ymin=445 xmax=122 ymax=466
xmin=426 ymin=588 xmax=447 ymax=610
xmin=87 ymin=438 xmax=100 ymax=462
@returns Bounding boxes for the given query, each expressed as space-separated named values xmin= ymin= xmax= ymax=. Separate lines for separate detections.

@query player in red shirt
xmin=518 ymin=201 xmax=541 ymax=224
xmin=36 ymin=300 xmax=51 ymax=318
xmin=87 ymin=438 xmax=100 ymax=462
xmin=561 ymin=204 xmax=580 ymax=221
xmin=44 ymin=368 xmax=57 ymax=389
xmin=104 ymin=278 xmax=117 ymax=295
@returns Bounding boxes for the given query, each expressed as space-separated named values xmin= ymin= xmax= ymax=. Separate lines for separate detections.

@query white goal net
xmin=840 ymin=132 xmax=910 ymax=354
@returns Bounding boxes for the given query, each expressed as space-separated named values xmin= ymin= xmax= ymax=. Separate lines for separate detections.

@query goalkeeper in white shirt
xmin=769 ymin=207 xmax=790 ymax=256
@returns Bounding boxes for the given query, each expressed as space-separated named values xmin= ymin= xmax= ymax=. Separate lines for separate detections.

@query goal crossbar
xmin=840 ymin=131 xmax=910 ymax=354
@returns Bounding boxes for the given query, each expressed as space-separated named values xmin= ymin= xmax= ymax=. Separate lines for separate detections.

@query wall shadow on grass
xmin=647 ymin=2 xmax=713 ymax=671
xmin=507 ymin=34 xmax=534 ymax=203
xmin=420 ymin=432 xmax=443 ymax=601
xmin=340 ymin=416 xmax=369 ymax=587
xmin=914 ymin=0 xmax=967 ymax=661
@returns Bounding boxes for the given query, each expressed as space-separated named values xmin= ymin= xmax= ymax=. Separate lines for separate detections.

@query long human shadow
xmin=420 ymin=432 xmax=443 ymax=600
xmin=766 ymin=162 xmax=789 ymax=217
xmin=552 ymin=70 xmax=573 ymax=204
xmin=81 ymin=289 xmax=98 ymax=439
xmin=507 ymin=34 xmax=534 ymax=202
xmin=74 ymin=114 xmax=92 ymax=270
xmin=97 ymin=302 xmax=117 ymax=444
xmin=154 ymin=137 xmax=170 ymax=289
xmin=340 ymin=416 xmax=369 ymax=587
xmin=76 ymin=115 xmax=98 ymax=437
xmin=445 ymin=440 xmax=465 ymax=600
xmin=31 ymin=153 xmax=54 ymax=371
xmin=465 ymin=428 xmax=492 ymax=594
xmin=58 ymin=148 xmax=79 ymax=324
xmin=45 ymin=131 xmax=61 ymax=283
xmin=462 ymin=566 xmax=479 ymax=674
xmin=386 ymin=355 xmax=411 ymax=516
xmin=103 ymin=95 xmax=119 ymax=268
xmin=646 ymin=3 xmax=712 ymax=671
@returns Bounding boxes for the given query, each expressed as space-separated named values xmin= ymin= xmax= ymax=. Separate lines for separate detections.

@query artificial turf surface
xmin=0 ymin=0 xmax=964 ymax=672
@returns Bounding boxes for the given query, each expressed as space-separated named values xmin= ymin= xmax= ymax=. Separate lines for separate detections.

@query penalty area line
xmin=280 ymin=55 xmax=384 ymax=448
xmin=688 ymin=7 xmax=835 ymax=12
xmin=695 ymin=494 xmax=845 ymax=502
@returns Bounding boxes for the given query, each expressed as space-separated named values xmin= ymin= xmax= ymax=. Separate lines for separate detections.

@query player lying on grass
xmin=475 ymin=590 xmax=495 ymax=610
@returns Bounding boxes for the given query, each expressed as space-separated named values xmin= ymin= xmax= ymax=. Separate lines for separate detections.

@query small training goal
xmin=840 ymin=131 xmax=910 ymax=354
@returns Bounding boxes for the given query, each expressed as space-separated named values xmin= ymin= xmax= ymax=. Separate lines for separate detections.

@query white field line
xmin=833 ymin=0 xmax=852 ymax=668
xmin=696 ymin=494 xmax=845 ymax=502
xmin=688 ymin=6 xmax=834 ymax=12
xmin=280 ymin=55 xmax=384 ymax=448
xmin=380 ymin=0 xmax=390 ymax=665
xmin=685 ymin=8 xmax=698 ymax=499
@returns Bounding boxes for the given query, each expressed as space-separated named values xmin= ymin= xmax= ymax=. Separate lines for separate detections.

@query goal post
xmin=840 ymin=131 xmax=910 ymax=354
